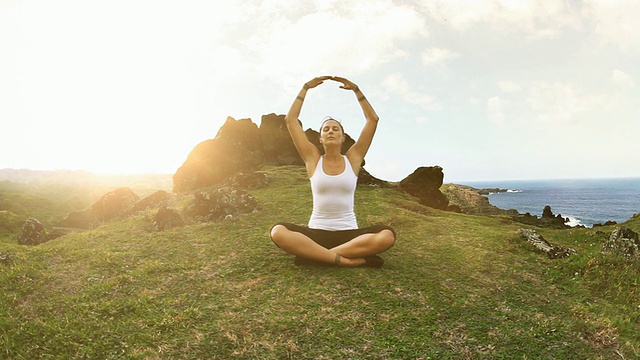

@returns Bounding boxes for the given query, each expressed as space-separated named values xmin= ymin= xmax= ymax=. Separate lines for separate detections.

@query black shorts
xmin=271 ymin=222 xmax=396 ymax=249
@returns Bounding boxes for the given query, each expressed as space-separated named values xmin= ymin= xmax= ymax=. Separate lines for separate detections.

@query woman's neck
xmin=323 ymin=146 xmax=342 ymax=159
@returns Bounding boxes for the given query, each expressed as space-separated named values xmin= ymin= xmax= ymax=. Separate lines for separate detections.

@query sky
xmin=1 ymin=0 xmax=639 ymax=183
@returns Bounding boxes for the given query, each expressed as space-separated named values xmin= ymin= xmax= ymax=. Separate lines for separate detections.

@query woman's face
xmin=320 ymin=119 xmax=344 ymax=146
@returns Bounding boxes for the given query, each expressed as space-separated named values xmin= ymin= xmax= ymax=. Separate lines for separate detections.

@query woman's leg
xmin=270 ymin=224 xmax=366 ymax=266
xmin=330 ymin=229 xmax=396 ymax=259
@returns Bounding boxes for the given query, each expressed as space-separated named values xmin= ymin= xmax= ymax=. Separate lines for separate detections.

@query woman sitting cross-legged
xmin=270 ymin=75 xmax=396 ymax=267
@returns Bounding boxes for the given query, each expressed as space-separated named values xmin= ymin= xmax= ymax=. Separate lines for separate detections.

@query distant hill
xmin=0 ymin=169 xmax=172 ymax=237
xmin=0 ymin=168 xmax=172 ymax=192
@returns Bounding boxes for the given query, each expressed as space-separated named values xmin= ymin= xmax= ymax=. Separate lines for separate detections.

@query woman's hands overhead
xmin=330 ymin=76 xmax=359 ymax=92
xmin=304 ymin=76 xmax=332 ymax=90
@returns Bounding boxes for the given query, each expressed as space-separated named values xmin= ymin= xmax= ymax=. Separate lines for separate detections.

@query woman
xmin=270 ymin=76 xmax=396 ymax=267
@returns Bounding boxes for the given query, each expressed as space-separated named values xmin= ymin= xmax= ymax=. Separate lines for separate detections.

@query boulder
xmin=91 ymin=187 xmax=140 ymax=222
xmin=183 ymin=187 xmax=259 ymax=221
xmin=518 ymin=228 xmax=576 ymax=259
xmin=128 ymin=190 xmax=172 ymax=215
xmin=152 ymin=207 xmax=185 ymax=231
xmin=224 ymin=171 xmax=270 ymax=190
xmin=173 ymin=114 xmax=379 ymax=192
xmin=358 ymin=168 xmax=389 ymax=187
xmin=603 ymin=227 xmax=639 ymax=258
xmin=399 ymin=166 xmax=449 ymax=210
xmin=17 ymin=218 xmax=47 ymax=246
xmin=592 ymin=220 xmax=618 ymax=228
xmin=57 ymin=208 xmax=96 ymax=229
xmin=173 ymin=117 xmax=262 ymax=192
xmin=259 ymin=113 xmax=303 ymax=165
xmin=511 ymin=205 xmax=571 ymax=229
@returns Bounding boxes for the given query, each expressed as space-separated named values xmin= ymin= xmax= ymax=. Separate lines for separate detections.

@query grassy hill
xmin=1 ymin=166 xmax=639 ymax=359
xmin=0 ymin=172 xmax=172 ymax=241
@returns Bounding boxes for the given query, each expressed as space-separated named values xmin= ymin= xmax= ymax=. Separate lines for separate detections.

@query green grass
xmin=1 ymin=165 xmax=639 ymax=359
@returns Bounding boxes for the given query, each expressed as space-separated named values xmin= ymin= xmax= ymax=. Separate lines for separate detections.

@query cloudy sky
xmin=2 ymin=0 xmax=639 ymax=182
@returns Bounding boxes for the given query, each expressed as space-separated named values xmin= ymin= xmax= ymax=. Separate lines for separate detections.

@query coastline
xmin=462 ymin=177 xmax=640 ymax=228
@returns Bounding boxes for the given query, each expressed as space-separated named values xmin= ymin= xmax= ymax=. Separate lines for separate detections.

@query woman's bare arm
xmin=284 ymin=76 xmax=331 ymax=169
xmin=331 ymin=76 xmax=380 ymax=172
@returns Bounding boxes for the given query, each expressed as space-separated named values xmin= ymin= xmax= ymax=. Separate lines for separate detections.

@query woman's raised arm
xmin=284 ymin=76 xmax=331 ymax=167
xmin=331 ymin=76 xmax=380 ymax=169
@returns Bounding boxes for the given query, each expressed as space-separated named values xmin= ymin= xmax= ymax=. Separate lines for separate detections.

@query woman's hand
xmin=331 ymin=76 xmax=359 ymax=92
xmin=304 ymin=76 xmax=332 ymax=90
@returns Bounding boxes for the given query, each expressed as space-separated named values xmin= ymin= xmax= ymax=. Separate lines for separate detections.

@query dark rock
xmin=511 ymin=205 xmax=570 ymax=229
xmin=91 ymin=187 xmax=140 ymax=222
xmin=476 ymin=188 xmax=509 ymax=195
xmin=224 ymin=171 xmax=270 ymax=190
xmin=173 ymin=114 xmax=377 ymax=192
xmin=129 ymin=190 xmax=172 ymax=215
xmin=593 ymin=220 xmax=618 ymax=228
xmin=173 ymin=117 xmax=262 ymax=192
xmin=259 ymin=114 xmax=303 ymax=165
xmin=152 ymin=207 xmax=185 ymax=231
xmin=183 ymin=187 xmax=259 ymax=221
xmin=399 ymin=166 xmax=449 ymax=210
xmin=542 ymin=205 xmax=554 ymax=218
xmin=17 ymin=218 xmax=47 ymax=246
xmin=518 ymin=228 xmax=576 ymax=259
xmin=358 ymin=168 xmax=389 ymax=187
xmin=603 ymin=227 xmax=639 ymax=258
xmin=56 ymin=208 xmax=96 ymax=229
xmin=216 ymin=116 xmax=262 ymax=153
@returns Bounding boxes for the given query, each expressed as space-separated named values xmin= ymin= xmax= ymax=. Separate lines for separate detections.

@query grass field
xmin=1 ymin=166 xmax=639 ymax=359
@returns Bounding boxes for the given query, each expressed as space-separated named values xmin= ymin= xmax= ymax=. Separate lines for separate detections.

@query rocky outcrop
xmin=512 ymin=206 xmax=571 ymax=229
xmin=17 ymin=218 xmax=47 ymax=246
xmin=57 ymin=208 xmax=96 ymax=229
xmin=152 ymin=207 xmax=185 ymax=231
xmin=518 ymin=228 xmax=576 ymax=259
xmin=260 ymin=114 xmax=304 ymax=165
xmin=603 ymin=227 xmax=639 ymax=259
xmin=593 ymin=220 xmax=618 ymax=228
xmin=399 ymin=166 xmax=450 ymax=211
xmin=91 ymin=187 xmax=140 ymax=222
xmin=173 ymin=114 xmax=386 ymax=192
xmin=440 ymin=184 xmax=517 ymax=215
xmin=224 ymin=171 xmax=270 ymax=190
xmin=128 ymin=190 xmax=172 ymax=215
xmin=173 ymin=117 xmax=263 ymax=192
xmin=183 ymin=187 xmax=259 ymax=221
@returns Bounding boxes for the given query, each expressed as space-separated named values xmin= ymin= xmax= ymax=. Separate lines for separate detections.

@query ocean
xmin=463 ymin=177 xmax=640 ymax=228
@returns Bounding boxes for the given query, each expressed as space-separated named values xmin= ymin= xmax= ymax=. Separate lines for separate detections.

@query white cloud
xmin=382 ymin=72 xmax=442 ymax=111
xmin=421 ymin=47 xmax=459 ymax=66
xmin=235 ymin=0 xmax=428 ymax=86
xmin=586 ymin=0 xmax=640 ymax=52
xmin=611 ymin=69 xmax=636 ymax=90
xmin=498 ymin=81 xmax=522 ymax=93
xmin=526 ymin=82 xmax=601 ymax=124
xmin=487 ymin=96 xmax=507 ymax=123
xmin=418 ymin=0 xmax=583 ymax=38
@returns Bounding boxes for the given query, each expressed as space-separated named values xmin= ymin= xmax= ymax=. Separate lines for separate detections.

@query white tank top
xmin=308 ymin=155 xmax=358 ymax=230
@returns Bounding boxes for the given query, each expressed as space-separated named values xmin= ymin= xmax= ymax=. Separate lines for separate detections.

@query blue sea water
xmin=463 ymin=178 xmax=640 ymax=228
